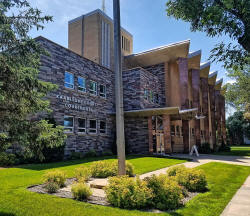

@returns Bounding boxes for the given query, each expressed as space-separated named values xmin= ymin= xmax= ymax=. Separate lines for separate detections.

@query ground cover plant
xmin=215 ymin=146 xmax=250 ymax=156
xmin=0 ymin=155 xmax=249 ymax=216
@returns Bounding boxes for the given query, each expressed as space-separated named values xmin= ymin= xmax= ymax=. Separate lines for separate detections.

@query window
xmin=191 ymin=128 xmax=195 ymax=136
xmin=144 ymin=89 xmax=149 ymax=100
xmin=78 ymin=118 xmax=86 ymax=133
xmin=176 ymin=126 xmax=180 ymax=136
xmin=190 ymin=100 xmax=193 ymax=108
xmin=154 ymin=94 xmax=159 ymax=104
xmin=99 ymin=84 xmax=106 ymax=98
xmin=64 ymin=116 xmax=74 ymax=133
xmin=89 ymin=119 xmax=97 ymax=133
xmin=100 ymin=121 xmax=106 ymax=134
xmin=180 ymin=127 xmax=183 ymax=136
xmin=78 ymin=77 xmax=86 ymax=92
xmin=89 ymin=81 xmax=97 ymax=95
xmin=171 ymin=125 xmax=175 ymax=136
xmin=65 ymin=72 xmax=74 ymax=89
xmin=149 ymin=91 xmax=154 ymax=103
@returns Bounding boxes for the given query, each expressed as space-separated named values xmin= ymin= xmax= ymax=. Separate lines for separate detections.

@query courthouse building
xmin=37 ymin=9 xmax=226 ymax=156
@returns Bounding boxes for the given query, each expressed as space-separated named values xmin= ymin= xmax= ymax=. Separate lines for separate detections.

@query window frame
xmin=99 ymin=84 xmax=107 ymax=98
xmin=100 ymin=120 xmax=106 ymax=134
xmin=78 ymin=118 xmax=86 ymax=134
xmin=89 ymin=119 xmax=97 ymax=134
xmin=64 ymin=72 xmax=74 ymax=89
xmin=64 ymin=115 xmax=74 ymax=133
xmin=89 ymin=80 xmax=98 ymax=96
xmin=78 ymin=76 xmax=86 ymax=93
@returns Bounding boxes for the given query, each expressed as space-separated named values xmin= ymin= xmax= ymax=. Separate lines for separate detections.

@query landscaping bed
xmin=27 ymin=162 xmax=206 ymax=212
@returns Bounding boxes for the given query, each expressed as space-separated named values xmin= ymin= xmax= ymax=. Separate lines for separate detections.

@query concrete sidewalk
xmin=221 ymin=175 xmax=250 ymax=216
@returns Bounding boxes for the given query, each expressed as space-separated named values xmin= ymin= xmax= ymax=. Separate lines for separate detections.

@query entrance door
xmin=152 ymin=116 xmax=164 ymax=154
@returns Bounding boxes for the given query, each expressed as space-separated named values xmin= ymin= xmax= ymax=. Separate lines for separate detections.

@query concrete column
xmin=215 ymin=90 xmax=222 ymax=146
xmin=192 ymin=69 xmax=201 ymax=147
xmin=201 ymin=78 xmax=209 ymax=143
xmin=178 ymin=58 xmax=189 ymax=110
xmin=148 ymin=116 xmax=153 ymax=154
xmin=221 ymin=95 xmax=227 ymax=145
xmin=209 ymin=85 xmax=216 ymax=148
xmin=163 ymin=114 xmax=172 ymax=153
xmin=182 ymin=120 xmax=189 ymax=153
xmin=164 ymin=62 xmax=170 ymax=107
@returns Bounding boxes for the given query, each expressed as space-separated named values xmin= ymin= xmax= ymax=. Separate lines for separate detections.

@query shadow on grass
xmin=0 ymin=212 xmax=16 ymax=216
xmin=16 ymin=155 xmax=149 ymax=171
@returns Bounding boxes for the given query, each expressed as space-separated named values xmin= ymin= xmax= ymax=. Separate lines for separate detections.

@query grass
xmin=215 ymin=146 xmax=250 ymax=156
xmin=0 ymin=156 xmax=249 ymax=216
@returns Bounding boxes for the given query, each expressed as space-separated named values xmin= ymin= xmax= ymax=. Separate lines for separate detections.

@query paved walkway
xmin=221 ymin=176 xmax=250 ymax=216
xmin=140 ymin=154 xmax=250 ymax=179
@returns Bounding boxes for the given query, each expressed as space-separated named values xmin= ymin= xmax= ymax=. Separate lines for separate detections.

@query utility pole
xmin=113 ymin=0 xmax=126 ymax=175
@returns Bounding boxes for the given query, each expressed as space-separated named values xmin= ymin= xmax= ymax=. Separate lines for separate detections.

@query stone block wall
xmin=123 ymin=67 xmax=162 ymax=111
xmin=36 ymin=36 xmax=115 ymax=156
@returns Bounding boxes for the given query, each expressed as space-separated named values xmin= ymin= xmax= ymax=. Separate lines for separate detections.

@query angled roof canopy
xmin=208 ymin=71 xmax=218 ymax=85
xmin=188 ymin=50 xmax=201 ymax=70
xmin=200 ymin=62 xmax=210 ymax=78
xmin=215 ymin=78 xmax=223 ymax=90
xmin=124 ymin=40 xmax=190 ymax=69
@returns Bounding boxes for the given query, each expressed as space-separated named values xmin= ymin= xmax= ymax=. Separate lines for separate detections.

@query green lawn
xmin=0 ymin=157 xmax=249 ymax=216
xmin=215 ymin=146 xmax=250 ymax=156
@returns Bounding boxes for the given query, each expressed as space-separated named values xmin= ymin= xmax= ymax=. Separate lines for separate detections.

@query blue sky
xmin=29 ymin=0 xmax=232 ymax=84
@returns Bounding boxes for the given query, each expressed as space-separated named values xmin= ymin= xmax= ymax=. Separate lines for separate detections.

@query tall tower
xmin=68 ymin=9 xmax=133 ymax=70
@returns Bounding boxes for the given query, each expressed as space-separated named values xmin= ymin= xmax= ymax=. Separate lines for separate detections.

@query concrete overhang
xmin=215 ymin=78 xmax=223 ymax=90
xmin=188 ymin=50 xmax=201 ymax=70
xmin=124 ymin=40 xmax=190 ymax=69
xmin=200 ymin=62 xmax=210 ymax=78
xmin=124 ymin=107 xmax=198 ymax=120
xmin=208 ymin=71 xmax=218 ymax=85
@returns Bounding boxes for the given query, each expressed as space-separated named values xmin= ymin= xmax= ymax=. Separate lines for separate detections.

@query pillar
xmin=201 ymin=78 xmax=209 ymax=143
xmin=148 ymin=116 xmax=153 ymax=154
xmin=209 ymin=85 xmax=216 ymax=148
xmin=192 ymin=69 xmax=201 ymax=147
xmin=182 ymin=120 xmax=189 ymax=153
xmin=163 ymin=114 xmax=172 ymax=153
xmin=221 ymin=96 xmax=227 ymax=145
xmin=178 ymin=58 xmax=189 ymax=110
xmin=215 ymin=90 xmax=222 ymax=146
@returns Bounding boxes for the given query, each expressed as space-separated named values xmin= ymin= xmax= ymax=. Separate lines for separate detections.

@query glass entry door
xmin=152 ymin=116 xmax=164 ymax=154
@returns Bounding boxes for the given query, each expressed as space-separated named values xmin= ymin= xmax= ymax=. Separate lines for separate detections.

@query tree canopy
xmin=166 ymin=0 xmax=250 ymax=69
xmin=0 ymin=0 xmax=66 ymax=161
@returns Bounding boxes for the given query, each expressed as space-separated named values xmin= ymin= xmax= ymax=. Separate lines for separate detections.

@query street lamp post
xmin=113 ymin=0 xmax=126 ymax=175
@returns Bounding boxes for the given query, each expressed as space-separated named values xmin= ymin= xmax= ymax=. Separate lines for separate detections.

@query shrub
xmin=44 ymin=181 xmax=59 ymax=193
xmin=167 ymin=165 xmax=186 ymax=177
xmin=105 ymin=176 xmax=153 ymax=209
xmin=85 ymin=149 xmax=97 ymax=158
xmin=43 ymin=170 xmax=66 ymax=188
xmin=167 ymin=166 xmax=207 ymax=192
xmin=145 ymin=174 xmax=183 ymax=210
xmin=90 ymin=161 xmax=135 ymax=178
xmin=102 ymin=150 xmax=113 ymax=156
xmin=0 ymin=152 xmax=17 ymax=166
xmin=199 ymin=142 xmax=213 ymax=154
xmin=176 ymin=169 xmax=207 ymax=192
xmin=71 ymin=183 xmax=92 ymax=201
xmin=70 ymin=152 xmax=84 ymax=160
xmin=75 ymin=167 xmax=91 ymax=182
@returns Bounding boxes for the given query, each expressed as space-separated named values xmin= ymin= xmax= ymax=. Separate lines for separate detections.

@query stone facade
xmin=37 ymin=37 xmax=115 ymax=156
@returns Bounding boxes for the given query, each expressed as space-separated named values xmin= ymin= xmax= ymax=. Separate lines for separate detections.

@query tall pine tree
xmin=0 ymin=0 xmax=66 ymax=162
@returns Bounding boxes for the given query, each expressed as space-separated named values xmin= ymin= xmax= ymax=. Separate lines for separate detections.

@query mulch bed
xmin=28 ymin=178 xmax=199 ymax=213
